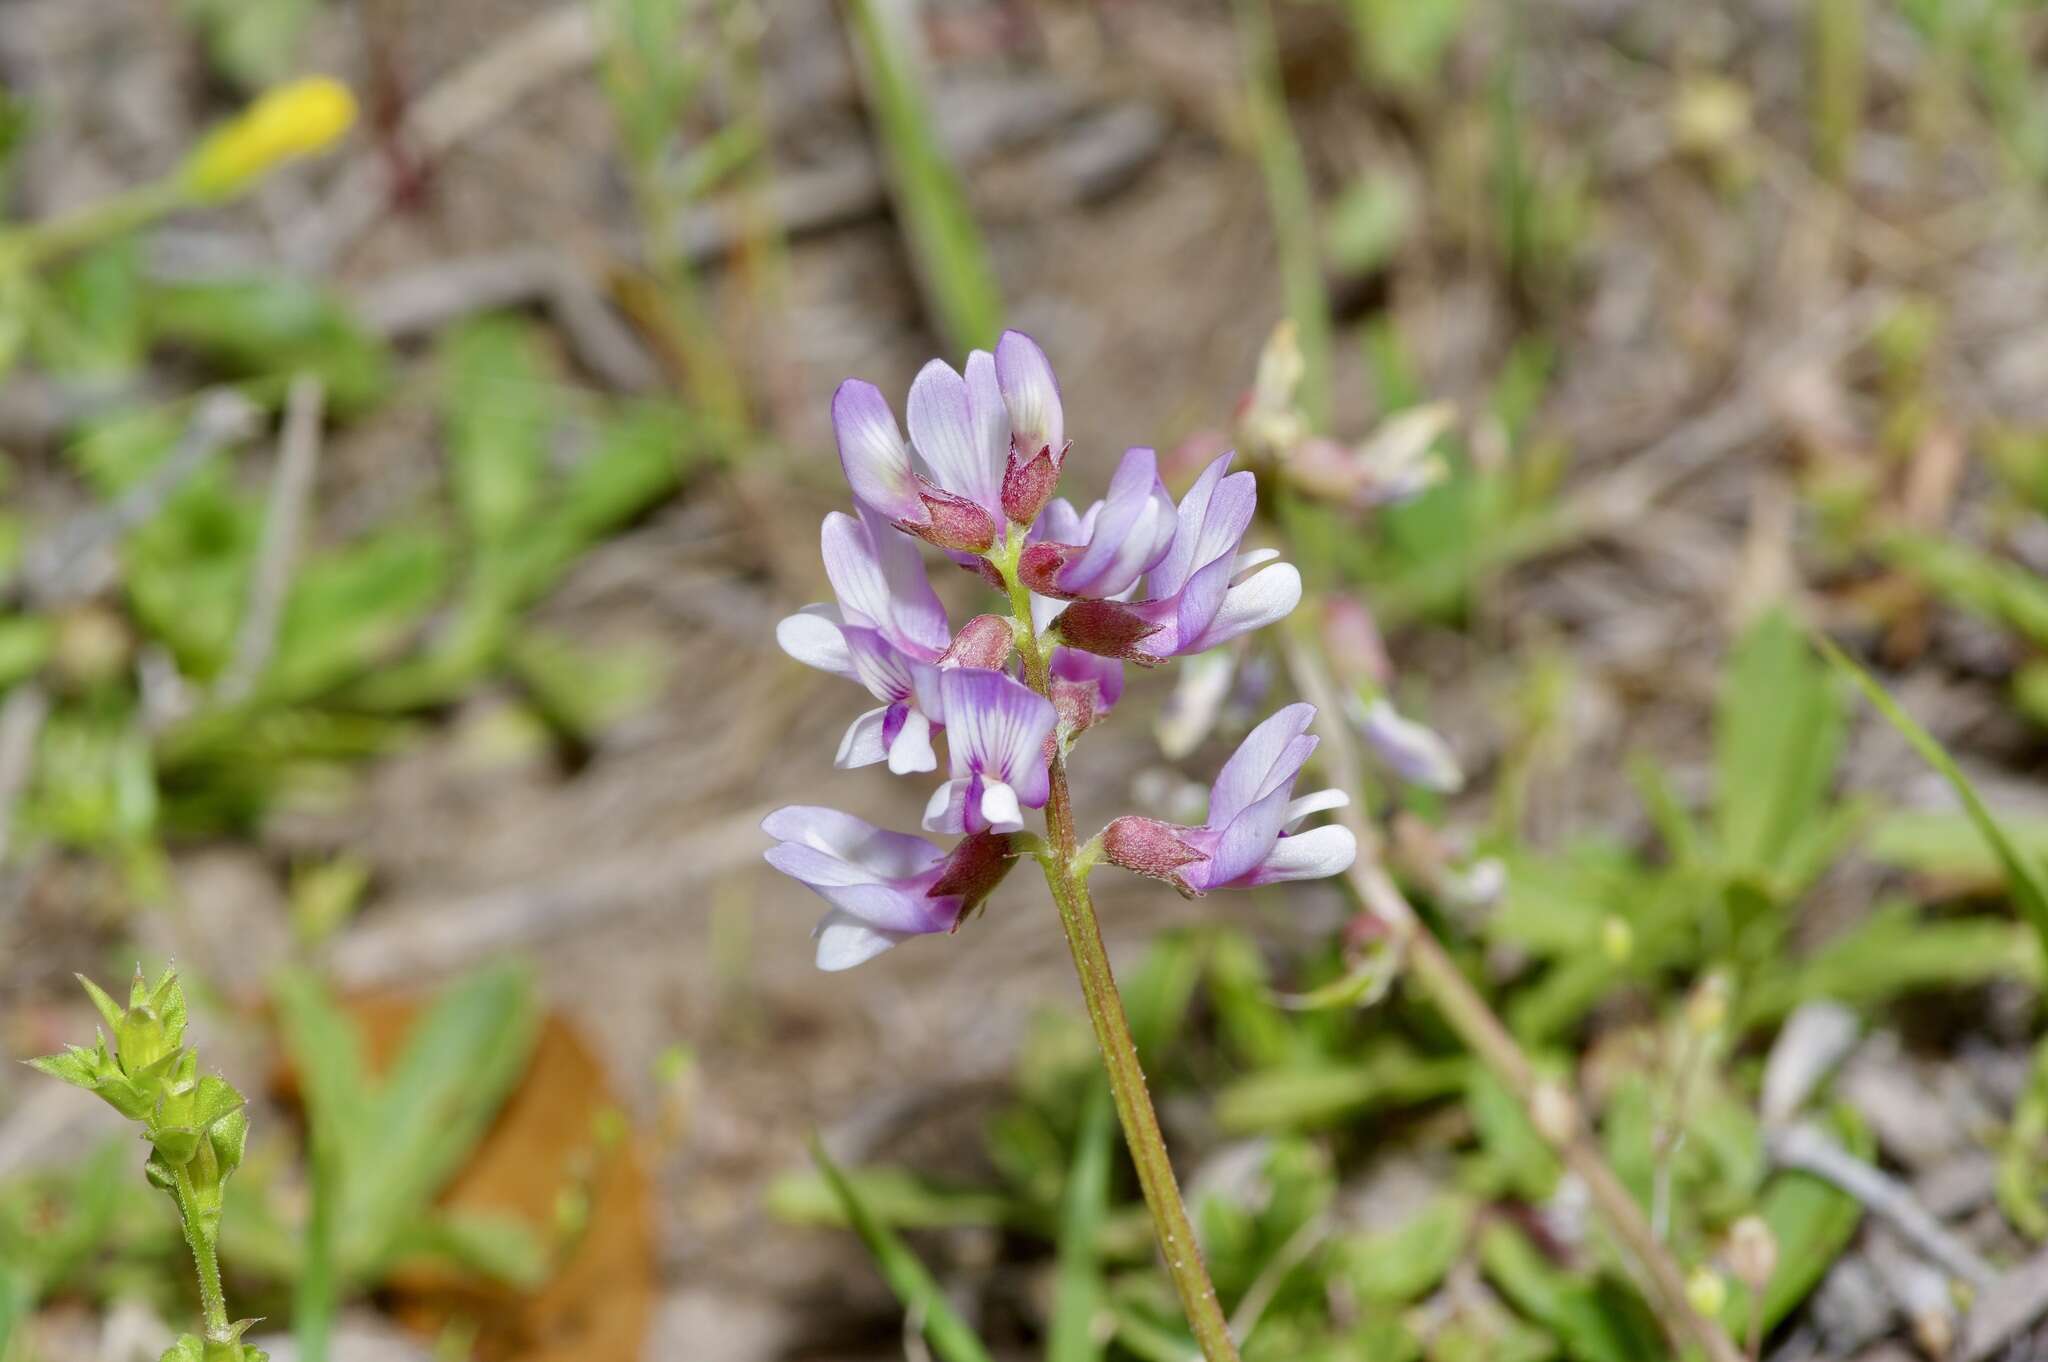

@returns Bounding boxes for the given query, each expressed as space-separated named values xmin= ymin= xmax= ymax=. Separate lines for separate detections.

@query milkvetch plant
xmin=28 ymin=968 xmax=265 ymax=1362
xmin=765 ymin=331 xmax=1358 ymax=1359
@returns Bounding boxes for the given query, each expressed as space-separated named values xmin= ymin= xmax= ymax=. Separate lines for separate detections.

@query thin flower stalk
xmin=764 ymin=332 xmax=1357 ymax=1359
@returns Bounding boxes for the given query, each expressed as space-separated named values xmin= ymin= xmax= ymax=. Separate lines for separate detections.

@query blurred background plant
xmin=5 ymin=0 xmax=2048 ymax=1359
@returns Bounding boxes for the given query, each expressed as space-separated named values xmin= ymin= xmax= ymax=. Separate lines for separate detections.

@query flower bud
xmin=1001 ymin=438 xmax=1068 ymax=527
xmin=1686 ymin=1266 xmax=1728 ymax=1320
xmin=902 ymin=485 xmax=999 ymax=555
xmin=1101 ymin=815 xmax=1207 ymax=892
xmin=1051 ymin=599 xmax=1163 ymax=665
xmin=1727 ymin=1215 xmax=1777 ymax=1293
xmin=1016 ymin=541 xmax=1080 ymax=599
xmin=939 ymin=614 xmax=1016 ymax=671
xmin=183 ymin=77 xmax=358 ymax=200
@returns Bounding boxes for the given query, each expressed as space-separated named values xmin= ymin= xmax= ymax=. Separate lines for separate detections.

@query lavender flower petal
xmin=762 ymin=806 xmax=963 ymax=970
xmin=833 ymin=380 xmax=922 ymax=525
xmin=995 ymin=330 xmax=1062 ymax=457
xmin=1183 ymin=557 xmax=1302 ymax=654
xmin=1208 ymin=703 xmax=1317 ymax=828
xmin=1357 ymin=697 xmax=1464 ymax=792
xmin=908 ymin=358 xmax=1004 ymax=522
xmin=923 ymin=667 xmax=1055 ymax=834
xmin=1049 ymin=447 xmax=1176 ymax=598
xmin=821 ymin=509 xmax=948 ymax=660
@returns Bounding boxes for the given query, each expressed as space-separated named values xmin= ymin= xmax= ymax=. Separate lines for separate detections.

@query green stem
xmin=997 ymin=537 xmax=1241 ymax=1362
xmin=3 ymin=179 xmax=189 ymax=272
xmin=174 ymin=1171 xmax=231 ymax=1340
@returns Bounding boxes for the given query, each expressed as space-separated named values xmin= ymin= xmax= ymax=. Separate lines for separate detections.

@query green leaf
xmin=765 ymin=1165 xmax=1017 ymax=1231
xmin=275 ymin=964 xmax=541 ymax=1286
xmin=149 ymin=969 xmax=187 ymax=1050
xmin=32 ymin=242 xmax=146 ymax=377
xmin=264 ymin=528 xmax=454 ymax=703
xmin=1049 ymin=1085 xmax=1114 ymax=1362
xmin=1335 ymin=1194 xmax=1473 ymax=1305
xmin=1880 ymin=531 xmax=2048 ymax=649
xmin=394 ymin=1209 xmax=549 ymax=1286
xmin=1478 ymin=1222 xmax=1664 ymax=1362
xmin=841 ymin=0 xmax=1003 ymax=351
xmin=1467 ymin=1068 xmax=1559 ymax=1201
xmin=189 ymin=1073 xmax=246 ymax=1133
xmin=77 ymin=972 xmax=126 ymax=1035
xmin=809 ymin=1136 xmax=997 ymax=1362
xmin=1739 ymin=1109 xmax=1870 ymax=1330
xmin=347 ymin=963 xmax=539 ymax=1276
xmin=1214 ymin=1050 xmax=1468 ymax=1133
xmin=26 ymin=1046 xmax=101 ymax=1089
xmin=1869 ymin=810 xmax=2048 ymax=885
xmin=1742 ymin=899 xmax=2040 ymax=1026
xmin=1819 ymin=636 xmax=2048 ymax=956
xmin=440 ymin=318 xmax=551 ymax=550
xmin=1715 ymin=609 xmax=1847 ymax=882
xmin=149 ymin=277 xmax=392 ymax=413
xmin=507 ymin=629 xmax=663 ymax=742
xmin=0 ymin=617 xmax=54 ymax=688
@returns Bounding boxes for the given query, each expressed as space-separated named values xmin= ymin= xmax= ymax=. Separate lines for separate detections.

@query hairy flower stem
xmin=175 ymin=1171 xmax=232 ymax=1340
xmin=998 ymin=540 xmax=1241 ymax=1362
xmin=1285 ymin=632 xmax=1744 ymax=1362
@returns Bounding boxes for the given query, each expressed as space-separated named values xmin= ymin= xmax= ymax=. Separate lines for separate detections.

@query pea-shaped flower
xmin=922 ymin=667 xmax=1057 ymax=835
xmin=763 ymin=807 xmax=1016 ymax=969
xmin=1103 ymin=703 xmax=1356 ymax=894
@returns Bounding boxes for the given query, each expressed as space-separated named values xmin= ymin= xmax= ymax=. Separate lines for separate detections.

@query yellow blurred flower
xmin=183 ymin=77 xmax=357 ymax=199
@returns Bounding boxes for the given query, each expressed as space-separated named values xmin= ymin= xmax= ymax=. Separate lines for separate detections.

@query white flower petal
xmin=978 ymin=780 xmax=1024 ymax=833
xmin=1191 ymin=562 xmax=1301 ymax=652
xmin=1250 ymin=825 xmax=1358 ymax=883
xmin=813 ymin=910 xmax=909 ymax=970
xmin=835 ymin=707 xmax=890 ymax=769
xmin=886 ymin=709 xmax=937 ymax=774
xmin=923 ymin=778 xmax=971 ymax=833
xmin=776 ymin=606 xmax=855 ymax=678
xmin=1282 ymin=787 xmax=1349 ymax=831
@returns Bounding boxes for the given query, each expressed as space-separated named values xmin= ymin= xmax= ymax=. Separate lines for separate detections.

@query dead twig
xmin=218 ymin=375 xmax=325 ymax=706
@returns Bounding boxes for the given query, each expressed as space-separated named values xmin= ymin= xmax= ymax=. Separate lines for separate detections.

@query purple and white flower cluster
xmin=765 ymin=332 xmax=1356 ymax=969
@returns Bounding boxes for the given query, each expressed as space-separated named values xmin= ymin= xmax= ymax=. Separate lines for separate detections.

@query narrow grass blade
xmin=1049 ymin=1084 xmax=1114 ymax=1362
xmin=808 ymin=1135 xmax=996 ymax=1362
xmin=1816 ymin=635 xmax=2048 ymax=951
xmin=1233 ymin=0 xmax=1331 ymax=425
xmin=843 ymin=0 xmax=1003 ymax=351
